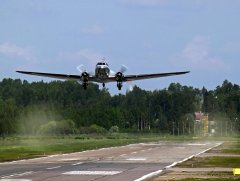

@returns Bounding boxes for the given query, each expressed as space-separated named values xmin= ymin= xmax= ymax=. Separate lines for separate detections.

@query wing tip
xmin=16 ymin=70 xmax=28 ymax=74
xmin=16 ymin=70 xmax=23 ymax=73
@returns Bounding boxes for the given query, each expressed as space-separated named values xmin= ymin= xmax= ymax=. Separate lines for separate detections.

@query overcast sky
xmin=0 ymin=0 xmax=239 ymax=94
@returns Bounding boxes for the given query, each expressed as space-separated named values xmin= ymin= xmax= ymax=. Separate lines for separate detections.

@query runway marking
xmin=0 ymin=179 xmax=32 ymax=181
xmin=126 ymin=158 xmax=146 ymax=161
xmin=105 ymin=157 xmax=113 ymax=159
xmin=60 ymin=158 xmax=79 ymax=161
xmin=1 ymin=171 xmax=33 ymax=179
xmin=71 ymin=162 xmax=83 ymax=166
xmin=62 ymin=171 xmax=122 ymax=175
xmin=187 ymin=143 xmax=206 ymax=146
xmin=46 ymin=166 xmax=61 ymax=170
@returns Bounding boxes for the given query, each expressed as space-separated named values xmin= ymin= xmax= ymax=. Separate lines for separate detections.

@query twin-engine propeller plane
xmin=16 ymin=60 xmax=190 ymax=90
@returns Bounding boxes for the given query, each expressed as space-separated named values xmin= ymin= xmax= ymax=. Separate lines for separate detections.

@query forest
xmin=0 ymin=78 xmax=239 ymax=136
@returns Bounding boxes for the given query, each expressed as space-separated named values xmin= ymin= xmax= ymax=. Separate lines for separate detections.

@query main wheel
xmin=83 ymin=82 xmax=87 ymax=90
xmin=117 ymin=82 xmax=122 ymax=90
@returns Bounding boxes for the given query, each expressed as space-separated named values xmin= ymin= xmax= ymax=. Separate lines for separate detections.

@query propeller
xmin=76 ymin=64 xmax=91 ymax=85
xmin=127 ymin=81 xmax=134 ymax=92
xmin=119 ymin=65 xmax=134 ymax=91
xmin=76 ymin=64 xmax=86 ymax=74
xmin=119 ymin=64 xmax=128 ymax=73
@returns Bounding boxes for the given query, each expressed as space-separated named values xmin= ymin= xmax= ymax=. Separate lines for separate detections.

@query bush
xmin=109 ymin=126 xmax=119 ymax=133
xmin=89 ymin=124 xmax=107 ymax=134
xmin=38 ymin=121 xmax=57 ymax=135
xmin=38 ymin=119 xmax=77 ymax=135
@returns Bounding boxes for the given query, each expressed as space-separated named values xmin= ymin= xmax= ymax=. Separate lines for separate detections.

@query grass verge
xmin=0 ymin=134 xmax=193 ymax=162
xmin=216 ymin=141 xmax=240 ymax=155
xmin=169 ymin=179 xmax=240 ymax=181
xmin=177 ymin=156 xmax=240 ymax=168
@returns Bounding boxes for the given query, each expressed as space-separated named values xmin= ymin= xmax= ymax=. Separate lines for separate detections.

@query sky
xmin=0 ymin=0 xmax=239 ymax=94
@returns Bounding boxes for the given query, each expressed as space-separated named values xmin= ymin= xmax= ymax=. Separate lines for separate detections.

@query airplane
xmin=16 ymin=60 xmax=190 ymax=90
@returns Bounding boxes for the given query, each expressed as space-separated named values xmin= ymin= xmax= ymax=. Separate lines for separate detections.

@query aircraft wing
xmin=16 ymin=70 xmax=190 ymax=83
xmin=123 ymin=71 xmax=190 ymax=82
xmin=16 ymin=71 xmax=96 ymax=81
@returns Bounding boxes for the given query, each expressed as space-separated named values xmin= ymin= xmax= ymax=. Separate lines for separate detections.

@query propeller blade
xmin=120 ymin=65 xmax=128 ymax=73
xmin=127 ymin=81 xmax=134 ymax=92
xmin=110 ymin=69 xmax=116 ymax=76
xmin=76 ymin=64 xmax=86 ymax=74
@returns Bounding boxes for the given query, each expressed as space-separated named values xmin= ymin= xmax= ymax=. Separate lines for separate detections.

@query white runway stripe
xmin=71 ymin=162 xmax=83 ymax=166
xmin=46 ymin=166 xmax=61 ymax=170
xmin=1 ymin=172 xmax=33 ymax=179
xmin=127 ymin=158 xmax=146 ymax=161
xmin=0 ymin=179 xmax=32 ymax=181
xmin=63 ymin=171 xmax=122 ymax=175
xmin=187 ymin=143 xmax=206 ymax=146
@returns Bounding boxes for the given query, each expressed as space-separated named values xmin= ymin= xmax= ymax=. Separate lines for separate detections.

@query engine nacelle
xmin=81 ymin=72 xmax=89 ymax=81
xmin=115 ymin=72 xmax=124 ymax=81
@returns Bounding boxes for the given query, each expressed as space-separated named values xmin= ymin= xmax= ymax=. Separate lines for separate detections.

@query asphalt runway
xmin=0 ymin=141 xmax=221 ymax=181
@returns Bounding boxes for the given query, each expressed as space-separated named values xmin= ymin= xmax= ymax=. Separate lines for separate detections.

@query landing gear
xmin=117 ymin=82 xmax=122 ymax=90
xmin=83 ymin=82 xmax=88 ymax=90
xmin=102 ymin=83 xmax=105 ymax=88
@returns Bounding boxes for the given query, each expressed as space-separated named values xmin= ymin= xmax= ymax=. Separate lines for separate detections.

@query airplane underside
xmin=83 ymin=78 xmax=123 ymax=90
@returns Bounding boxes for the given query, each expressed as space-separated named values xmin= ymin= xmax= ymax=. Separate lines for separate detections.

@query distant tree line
xmin=0 ymin=78 xmax=239 ymax=136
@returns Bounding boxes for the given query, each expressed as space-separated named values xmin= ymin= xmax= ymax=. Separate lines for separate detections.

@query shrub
xmin=109 ymin=126 xmax=119 ymax=133
xmin=89 ymin=124 xmax=107 ymax=134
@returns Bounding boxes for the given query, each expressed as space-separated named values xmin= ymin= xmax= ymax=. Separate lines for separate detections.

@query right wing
xmin=123 ymin=71 xmax=190 ymax=82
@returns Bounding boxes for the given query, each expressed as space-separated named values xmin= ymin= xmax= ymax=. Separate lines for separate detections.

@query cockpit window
xmin=97 ymin=62 xmax=108 ymax=66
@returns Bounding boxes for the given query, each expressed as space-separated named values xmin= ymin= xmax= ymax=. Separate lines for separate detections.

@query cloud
xmin=58 ymin=49 xmax=105 ymax=66
xmin=80 ymin=25 xmax=105 ymax=35
xmin=121 ymin=0 xmax=166 ymax=7
xmin=174 ymin=36 xmax=228 ymax=71
xmin=0 ymin=42 xmax=37 ymax=62
xmin=223 ymin=41 xmax=240 ymax=53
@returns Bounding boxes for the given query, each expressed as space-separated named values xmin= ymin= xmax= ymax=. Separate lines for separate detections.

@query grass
xmin=177 ymin=156 xmax=240 ymax=168
xmin=208 ymin=141 xmax=240 ymax=155
xmin=169 ymin=179 xmax=240 ymax=181
xmin=0 ymin=133 xmax=194 ymax=162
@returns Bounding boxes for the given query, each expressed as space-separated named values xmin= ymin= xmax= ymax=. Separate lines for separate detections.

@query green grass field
xmin=218 ymin=141 xmax=240 ymax=154
xmin=0 ymin=134 xmax=194 ymax=162
xmin=170 ymin=179 xmax=240 ymax=181
xmin=177 ymin=156 xmax=240 ymax=168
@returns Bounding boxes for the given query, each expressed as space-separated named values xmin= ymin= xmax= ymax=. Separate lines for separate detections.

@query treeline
xmin=0 ymin=78 xmax=239 ymax=136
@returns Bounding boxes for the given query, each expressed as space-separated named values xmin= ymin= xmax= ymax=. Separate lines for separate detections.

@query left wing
xmin=122 ymin=71 xmax=190 ymax=82
xmin=16 ymin=71 xmax=98 ymax=82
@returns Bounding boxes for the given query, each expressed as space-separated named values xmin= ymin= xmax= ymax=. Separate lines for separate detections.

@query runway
xmin=0 ymin=141 xmax=221 ymax=181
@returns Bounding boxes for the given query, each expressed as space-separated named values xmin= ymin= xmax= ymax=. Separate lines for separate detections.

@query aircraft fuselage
xmin=95 ymin=62 xmax=110 ymax=81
